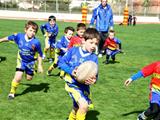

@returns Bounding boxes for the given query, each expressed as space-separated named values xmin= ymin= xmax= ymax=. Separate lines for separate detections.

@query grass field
xmin=0 ymin=19 xmax=160 ymax=120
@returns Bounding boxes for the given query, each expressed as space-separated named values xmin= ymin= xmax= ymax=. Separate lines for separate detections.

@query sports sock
xmin=68 ymin=111 xmax=76 ymax=120
xmin=48 ymin=63 xmax=54 ymax=71
xmin=10 ymin=81 xmax=20 ymax=94
xmin=43 ymin=48 xmax=48 ymax=57
xmin=60 ymin=71 xmax=65 ymax=77
xmin=76 ymin=111 xmax=86 ymax=120
xmin=50 ymin=49 xmax=54 ymax=59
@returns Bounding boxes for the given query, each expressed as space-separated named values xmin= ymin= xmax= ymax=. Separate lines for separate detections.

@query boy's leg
xmin=143 ymin=92 xmax=160 ymax=119
xmin=138 ymin=97 xmax=160 ymax=120
xmin=49 ymin=41 xmax=56 ymax=62
xmin=65 ymin=84 xmax=88 ymax=120
xmin=104 ymin=54 xmax=109 ymax=64
xmin=8 ymin=70 xmax=23 ymax=99
xmin=76 ymin=98 xmax=88 ymax=120
xmin=68 ymin=107 xmax=78 ymax=120
xmin=153 ymin=111 xmax=160 ymax=120
xmin=59 ymin=70 xmax=65 ymax=78
xmin=139 ymin=103 xmax=160 ymax=120
xmin=47 ymin=48 xmax=59 ymax=75
xmin=47 ymin=63 xmax=57 ymax=76
xmin=43 ymin=37 xmax=50 ymax=59
xmin=111 ymin=55 xmax=115 ymax=62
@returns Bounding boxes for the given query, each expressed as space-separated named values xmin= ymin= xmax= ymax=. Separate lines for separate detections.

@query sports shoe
xmin=46 ymin=70 xmax=52 ymax=76
xmin=103 ymin=61 xmax=109 ymax=64
xmin=42 ymin=55 xmax=46 ymax=60
xmin=98 ymin=54 xmax=102 ymax=58
xmin=49 ymin=58 xmax=53 ymax=63
xmin=88 ymin=103 xmax=94 ymax=110
xmin=8 ymin=93 xmax=15 ymax=100
xmin=137 ymin=112 xmax=147 ymax=120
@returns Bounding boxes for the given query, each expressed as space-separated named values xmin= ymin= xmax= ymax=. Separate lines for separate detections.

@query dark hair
xmin=109 ymin=30 xmax=115 ymax=34
xmin=64 ymin=26 xmax=75 ymax=33
xmin=48 ymin=15 xmax=56 ymax=22
xmin=83 ymin=28 xmax=100 ymax=41
xmin=77 ymin=23 xmax=86 ymax=31
xmin=25 ymin=21 xmax=38 ymax=33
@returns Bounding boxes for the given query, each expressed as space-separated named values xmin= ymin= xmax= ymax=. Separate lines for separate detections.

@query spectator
xmin=90 ymin=0 xmax=114 ymax=58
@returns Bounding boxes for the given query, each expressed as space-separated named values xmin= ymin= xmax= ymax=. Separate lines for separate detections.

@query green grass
xmin=0 ymin=19 xmax=160 ymax=120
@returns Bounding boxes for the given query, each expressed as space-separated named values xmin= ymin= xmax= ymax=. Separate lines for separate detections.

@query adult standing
xmin=90 ymin=0 xmax=114 ymax=57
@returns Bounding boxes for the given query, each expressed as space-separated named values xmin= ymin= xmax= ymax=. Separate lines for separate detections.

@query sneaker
xmin=8 ymin=93 xmax=15 ymax=100
xmin=103 ymin=61 xmax=109 ymax=64
xmin=42 ymin=55 xmax=46 ymax=60
xmin=88 ymin=103 xmax=94 ymax=110
xmin=46 ymin=70 xmax=52 ymax=76
xmin=98 ymin=54 xmax=102 ymax=58
xmin=49 ymin=58 xmax=53 ymax=63
xmin=137 ymin=112 xmax=147 ymax=120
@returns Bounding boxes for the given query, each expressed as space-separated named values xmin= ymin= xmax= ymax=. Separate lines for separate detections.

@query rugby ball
xmin=76 ymin=61 xmax=98 ymax=84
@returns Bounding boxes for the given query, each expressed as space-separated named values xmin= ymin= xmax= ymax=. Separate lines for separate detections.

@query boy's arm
xmin=0 ymin=37 xmax=9 ymax=43
xmin=37 ymin=55 xmax=43 ymax=73
xmin=58 ymin=49 xmax=74 ymax=75
xmin=40 ymin=24 xmax=45 ymax=35
xmin=125 ymin=61 xmax=158 ymax=86
xmin=35 ymin=41 xmax=43 ymax=73
xmin=124 ymin=71 xmax=144 ymax=86
xmin=52 ymin=25 xmax=58 ymax=37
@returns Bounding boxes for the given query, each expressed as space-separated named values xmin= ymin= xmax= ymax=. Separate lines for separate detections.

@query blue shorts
xmin=16 ymin=58 xmax=36 ymax=76
xmin=106 ymin=48 xmax=120 ymax=56
xmin=150 ymin=92 xmax=160 ymax=106
xmin=65 ymin=83 xmax=91 ymax=108
xmin=48 ymin=39 xmax=56 ymax=48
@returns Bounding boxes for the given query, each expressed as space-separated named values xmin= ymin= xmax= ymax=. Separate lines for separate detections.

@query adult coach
xmin=90 ymin=0 xmax=114 ymax=57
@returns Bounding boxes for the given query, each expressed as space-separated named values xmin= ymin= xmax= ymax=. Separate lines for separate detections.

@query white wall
xmin=0 ymin=10 xmax=159 ymax=24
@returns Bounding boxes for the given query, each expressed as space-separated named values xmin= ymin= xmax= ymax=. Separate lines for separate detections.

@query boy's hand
xmin=124 ymin=78 xmax=132 ymax=86
xmin=85 ymin=75 xmax=96 ymax=85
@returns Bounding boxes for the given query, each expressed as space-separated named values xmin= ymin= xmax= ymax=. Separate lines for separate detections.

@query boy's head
xmin=82 ymin=28 xmax=100 ymax=53
xmin=25 ymin=21 xmax=38 ymax=39
xmin=76 ymin=23 xmax=86 ymax=38
xmin=108 ymin=30 xmax=115 ymax=40
xmin=64 ymin=26 xmax=75 ymax=40
xmin=48 ymin=15 xmax=56 ymax=26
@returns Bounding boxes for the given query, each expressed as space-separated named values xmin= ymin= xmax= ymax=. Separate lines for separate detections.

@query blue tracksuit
xmin=90 ymin=4 xmax=114 ymax=32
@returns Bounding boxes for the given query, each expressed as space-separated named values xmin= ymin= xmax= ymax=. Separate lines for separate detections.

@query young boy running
xmin=58 ymin=28 xmax=100 ymax=120
xmin=47 ymin=26 xmax=75 ymax=76
xmin=103 ymin=30 xmax=122 ymax=64
xmin=68 ymin=23 xmax=86 ymax=49
xmin=125 ymin=61 xmax=160 ymax=120
xmin=40 ymin=15 xmax=59 ymax=62
xmin=0 ymin=21 xmax=43 ymax=99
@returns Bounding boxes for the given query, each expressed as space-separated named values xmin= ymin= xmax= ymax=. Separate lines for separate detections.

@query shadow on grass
xmin=102 ymin=60 xmax=120 ymax=64
xmin=86 ymin=110 xmax=100 ymax=120
xmin=110 ymin=60 xmax=120 ymax=64
xmin=47 ymin=72 xmax=60 ymax=77
xmin=16 ymin=83 xmax=49 ymax=97
xmin=0 ymin=56 xmax=6 ymax=63
xmin=121 ymin=110 xmax=144 ymax=116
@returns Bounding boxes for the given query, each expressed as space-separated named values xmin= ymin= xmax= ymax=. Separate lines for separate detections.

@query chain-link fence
xmin=0 ymin=0 xmax=160 ymax=17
